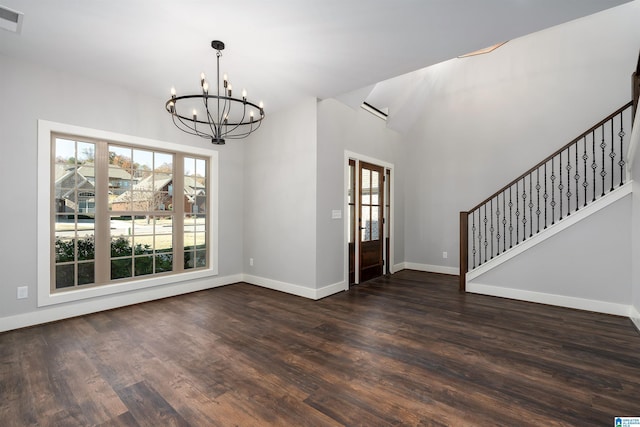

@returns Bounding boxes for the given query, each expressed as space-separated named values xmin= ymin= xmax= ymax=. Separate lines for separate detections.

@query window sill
xmin=38 ymin=268 xmax=218 ymax=307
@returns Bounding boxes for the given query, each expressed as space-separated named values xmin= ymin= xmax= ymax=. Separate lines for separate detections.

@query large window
xmin=52 ymin=136 xmax=209 ymax=291
xmin=38 ymin=121 xmax=218 ymax=306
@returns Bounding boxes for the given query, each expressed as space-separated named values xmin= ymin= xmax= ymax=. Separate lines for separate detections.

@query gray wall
xmin=316 ymin=99 xmax=405 ymax=288
xmin=0 ymin=54 xmax=244 ymax=321
xmin=243 ymin=97 xmax=318 ymax=289
xmin=402 ymin=1 xmax=640 ymax=272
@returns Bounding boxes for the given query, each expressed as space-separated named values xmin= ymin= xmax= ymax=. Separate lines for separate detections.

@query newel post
xmin=459 ymin=211 xmax=468 ymax=293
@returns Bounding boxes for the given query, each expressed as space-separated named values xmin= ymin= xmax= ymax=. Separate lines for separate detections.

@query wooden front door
xmin=358 ymin=161 xmax=384 ymax=283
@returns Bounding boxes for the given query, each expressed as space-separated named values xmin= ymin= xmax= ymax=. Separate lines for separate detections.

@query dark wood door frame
xmin=346 ymin=154 xmax=394 ymax=287
xmin=358 ymin=161 xmax=384 ymax=283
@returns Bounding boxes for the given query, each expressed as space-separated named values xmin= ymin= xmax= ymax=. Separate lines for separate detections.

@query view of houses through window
xmin=53 ymin=135 xmax=208 ymax=291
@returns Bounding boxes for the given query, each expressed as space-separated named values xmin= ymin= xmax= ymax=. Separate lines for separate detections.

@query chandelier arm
xmin=172 ymin=114 xmax=211 ymax=140
xmin=221 ymin=103 xmax=249 ymax=137
xmin=225 ymin=119 xmax=265 ymax=139
xmin=221 ymin=96 xmax=231 ymax=131
xmin=189 ymin=112 xmax=214 ymax=140
xmin=225 ymin=119 xmax=263 ymax=139
xmin=203 ymin=96 xmax=220 ymax=140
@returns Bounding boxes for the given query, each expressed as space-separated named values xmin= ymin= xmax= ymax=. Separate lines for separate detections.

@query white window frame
xmin=37 ymin=120 xmax=219 ymax=307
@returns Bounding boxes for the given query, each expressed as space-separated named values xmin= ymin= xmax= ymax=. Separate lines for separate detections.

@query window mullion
xmin=174 ymin=154 xmax=185 ymax=273
xmin=94 ymin=141 xmax=110 ymax=283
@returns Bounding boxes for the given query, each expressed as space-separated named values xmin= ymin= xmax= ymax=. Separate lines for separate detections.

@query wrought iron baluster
xmin=574 ymin=141 xmax=579 ymax=211
xmin=543 ymin=163 xmax=548 ymax=229
xmin=610 ymin=118 xmax=615 ymax=192
xmin=591 ymin=130 xmax=597 ymax=202
xmin=478 ymin=209 xmax=483 ymax=266
xmin=528 ymin=174 xmax=534 ymax=237
xmin=521 ymin=178 xmax=527 ymax=242
xmin=490 ymin=199 xmax=494 ymax=259
xmin=509 ymin=186 xmax=513 ymax=248
xmin=550 ymin=157 xmax=556 ymax=225
xmin=515 ymin=181 xmax=520 ymax=244
xmin=502 ymin=191 xmax=506 ymax=253
xmin=619 ymin=112 xmax=626 ymax=186
xmin=582 ymin=136 xmax=588 ymax=207
xmin=601 ymin=125 xmax=606 ymax=197
xmin=566 ymin=147 xmax=572 ymax=216
xmin=536 ymin=168 xmax=541 ymax=234
xmin=483 ymin=204 xmax=488 ymax=263
xmin=495 ymin=196 xmax=501 ymax=257
xmin=558 ymin=151 xmax=563 ymax=220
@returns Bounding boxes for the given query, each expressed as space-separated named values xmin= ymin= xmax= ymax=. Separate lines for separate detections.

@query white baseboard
xmin=467 ymin=282 xmax=631 ymax=317
xmin=403 ymin=262 xmax=459 ymax=276
xmin=631 ymin=305 xmax=640 ymax=332
xmin=242 ymin=274 xmax=346 ymax=300
xmin=242 ymin=274 xmax=312 ymax=299
xmin=316 ymin=280 xmax=348 ymax=299
xmin=0 ymin=274 xmax=243 ymax=333
xmin=393 ymin=262 xmax=406 ymax=272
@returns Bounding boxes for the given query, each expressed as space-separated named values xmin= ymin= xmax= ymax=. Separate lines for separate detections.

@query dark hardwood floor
xmin=2 ymin=270 xmax=640 ymax=426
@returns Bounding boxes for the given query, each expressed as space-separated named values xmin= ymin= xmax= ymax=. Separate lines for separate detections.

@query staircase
xmin=459 ymin=99 xmax=636 ymax=292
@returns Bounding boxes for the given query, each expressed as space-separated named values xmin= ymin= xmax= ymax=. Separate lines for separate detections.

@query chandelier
xmin=166 ymin=40 xmax=265 ymax=145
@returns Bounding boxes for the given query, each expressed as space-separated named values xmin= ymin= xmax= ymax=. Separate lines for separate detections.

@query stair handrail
xmin=460 ymin=101 xmax=633 ymax=292
xmin=468 ymin=102 xmax=632 ymax=214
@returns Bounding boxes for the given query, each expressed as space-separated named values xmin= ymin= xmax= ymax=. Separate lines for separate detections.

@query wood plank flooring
xmin=1 ymin=270 xmax=640 ymax=426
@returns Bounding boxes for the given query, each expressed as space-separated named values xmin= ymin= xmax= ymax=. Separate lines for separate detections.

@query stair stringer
xmin=466 ymin=181 xmax=633 ymax=316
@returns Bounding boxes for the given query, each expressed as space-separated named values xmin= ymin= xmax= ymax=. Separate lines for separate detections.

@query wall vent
xmin=361 ymin=102 xmax=388 ymax=121
xmin=0 ymin=5 xmax=23 ymax=34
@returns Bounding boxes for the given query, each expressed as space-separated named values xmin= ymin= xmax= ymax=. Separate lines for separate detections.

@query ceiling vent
xmin=0 ymin=5 xmax=23 ymax=34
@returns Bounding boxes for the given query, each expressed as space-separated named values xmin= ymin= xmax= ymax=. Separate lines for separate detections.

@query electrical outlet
xmin=249 ymin=258 xmax=254 ymax=266
xmin=17 ymin=286 xmax=28 ymax=299
xmin=442 ymin=252 xmax=448 ymax=259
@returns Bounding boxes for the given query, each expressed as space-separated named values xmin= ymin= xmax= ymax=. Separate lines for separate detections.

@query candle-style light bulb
xmin=168 ymin=101 xmax=175 ymax=113
xmin=250 ymin=110 xmax=254 ymax=121
xmin=170 ymin=87 xmax=176 ymax=99
xmin=227 ymin=83 xmax=232 ymax=97
xmin=192 ymin=109 xmax=197 ymax=120
xmin=203 ymin=81 xmax=209 ymax=94
xmin=200 ymin=72 xmax=206 ymax=83
xmin=223 ymin=73 xmax=228 ymax=88
xmin=259 ymin=101 xmax=264 ymax=115
xmin=242 ymin=89 xmax=247 ymax=101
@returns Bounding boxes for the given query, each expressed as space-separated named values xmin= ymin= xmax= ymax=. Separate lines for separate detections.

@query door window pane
xmin=371 ymin=208 xmax=380 ymax=241
xmin=361 ymin=206 xmax=371 ymax=242
xmin=371 ymin=171 xmax=380 ymax=205
xmin=361 ymin=169 xmax=371 ymax=204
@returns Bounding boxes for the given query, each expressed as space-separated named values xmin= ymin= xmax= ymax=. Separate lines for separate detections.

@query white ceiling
xmin=0 ymin=0 xmax=632 ymax=115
